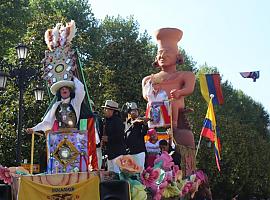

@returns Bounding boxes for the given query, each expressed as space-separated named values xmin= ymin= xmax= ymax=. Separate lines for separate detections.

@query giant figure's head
xmin=153 ymin=28 xmax=184 ymax=68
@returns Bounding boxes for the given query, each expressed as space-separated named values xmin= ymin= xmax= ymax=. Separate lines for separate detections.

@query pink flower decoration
xmin=165 ymin=171 xmax=173 ymax=183
xmin=153 ymin=176 xmax=169 ymax=200
xmin=154 ymin=151 xmax=174 ymax=171
xmin=195 ymin=170 xmax=206 ymax=183
xmin=180 ymin=181 xmax=193 ymax=196
xmin=172 ymin=165 xmax=182 ymax=181
xmin=140 ymin=166 xmax=160 ymax=192
xmin=0 ymin=166 xmax=12 ymax=185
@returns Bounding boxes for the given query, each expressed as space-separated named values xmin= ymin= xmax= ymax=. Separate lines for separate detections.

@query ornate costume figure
xmin=142 ymin=28 xmax=196 ymax=176
xmin=27 ymin=21 xmax=99 ymax=172
xmin=142 ymin=28 xmax=195 ymax=130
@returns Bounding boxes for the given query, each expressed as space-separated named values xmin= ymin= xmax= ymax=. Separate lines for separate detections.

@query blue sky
xmin=90 ymin=0 xmax=270 ymax=114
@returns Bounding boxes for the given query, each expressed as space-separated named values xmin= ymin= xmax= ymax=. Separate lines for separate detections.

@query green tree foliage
xmin=87 ymin=15 xmax=156 ymax=109
xmin=0 ymin=0 xmax=31 ymax=57
xmin=0 ymin=1 xmax=270 ymax=198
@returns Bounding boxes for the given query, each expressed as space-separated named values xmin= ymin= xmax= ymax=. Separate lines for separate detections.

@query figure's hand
xmin=26 ymin=128 xmax=34 ymax=134
xmin=170 ymin=89 xmax=181 ymax=99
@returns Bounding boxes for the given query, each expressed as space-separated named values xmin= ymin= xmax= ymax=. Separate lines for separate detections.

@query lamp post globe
xmin=0 ymin=71 xmax=9 ymax=89
xmin=0 ymin=59 xmax=10 ymax=90
xmin=34 ymin=84 xmax=45 ymax=101
xmin=16 ymin=43 xmax=28 ymax=61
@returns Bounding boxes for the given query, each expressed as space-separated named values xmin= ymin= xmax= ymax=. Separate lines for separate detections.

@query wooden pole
xmin=30 ymin=133 xmax=35 ymax=174
xmin=30 ymin=132 xmax=43 ymax=174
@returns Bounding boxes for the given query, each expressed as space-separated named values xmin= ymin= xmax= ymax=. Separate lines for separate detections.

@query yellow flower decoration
xmin=162 ymin=183 xmax=180 ymax=198
xmin=131 ymin=183 xmax=147 ymax=200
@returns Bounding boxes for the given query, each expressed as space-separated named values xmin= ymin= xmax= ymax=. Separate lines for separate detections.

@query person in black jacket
xmin=101 ymin=100 xmax=126 ymax=173
xmin=125 ymin=102 xmax=148 ymax=170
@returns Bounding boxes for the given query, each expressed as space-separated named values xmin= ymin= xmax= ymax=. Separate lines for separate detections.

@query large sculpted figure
xmin=142 ymin=28 xmax=196 ymax=175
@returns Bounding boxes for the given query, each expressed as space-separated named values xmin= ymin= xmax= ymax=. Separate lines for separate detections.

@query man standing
xmin=101 ymin=100 xmax=126 ymax=173
xmin=125 ymin=102 xmax=148 ymax=170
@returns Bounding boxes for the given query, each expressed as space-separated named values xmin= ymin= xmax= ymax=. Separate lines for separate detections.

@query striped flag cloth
xmin=200 ymin=98 xmax=221 ymax=171
xmin=199 ymin=74 xmax=224 ymax=105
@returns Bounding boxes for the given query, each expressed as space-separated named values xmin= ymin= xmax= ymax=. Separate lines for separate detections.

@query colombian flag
xmin=199 ymin=73 xmax=224 ymax=105
xmin=201 ymin=98 xmax=221 ymax=171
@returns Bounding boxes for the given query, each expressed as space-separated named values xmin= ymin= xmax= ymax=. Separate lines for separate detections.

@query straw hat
xmin=101 ymin=100 xmax=119 ymax=110
xmin=50 ymin=80 xmax=75 ymax=95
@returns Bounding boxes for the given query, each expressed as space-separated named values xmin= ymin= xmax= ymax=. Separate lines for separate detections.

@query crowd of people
xmin=98 ymin=99 xmax=181 ymax=173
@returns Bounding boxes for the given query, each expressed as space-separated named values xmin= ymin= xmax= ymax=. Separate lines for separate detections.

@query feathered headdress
xmin=44 ymin=20 xmax=77 ymax=51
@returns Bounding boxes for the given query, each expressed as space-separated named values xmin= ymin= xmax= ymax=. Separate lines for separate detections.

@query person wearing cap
xmin=27 ymin=76 xmax=85 ymax=133
xmin=101 ymin=100 xmax=126 ymax=173
xmin=125 ymin=102 xmax=148 ymax=170
xmin=142 ymin=28 xmax=195 ymax=129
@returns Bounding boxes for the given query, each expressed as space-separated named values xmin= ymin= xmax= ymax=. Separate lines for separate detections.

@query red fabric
xmin=145 ymin=106 xmax=150 ymax=119
xmin=160 ymin=105 xmax=170 ymax=124
xmin=87 ymin=118 xmax=98 ymax=170
xmin=52 ymin=120 xmax=59 ymax=131
xmin=201 ymin=127 xmax=215 ymax=142
xmin=212 ymin=74 xmax=224 ymax=105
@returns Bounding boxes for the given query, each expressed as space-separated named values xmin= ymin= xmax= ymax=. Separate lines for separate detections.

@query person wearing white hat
xmin=101 ymin=100 xmax=127 ymax=173
xmin=27 ymin=77 xmax=85 ymax=134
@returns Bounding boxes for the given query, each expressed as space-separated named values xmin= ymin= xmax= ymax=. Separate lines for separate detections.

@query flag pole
xmin=195 ymin=94 xmax=214 ymax=158
xmin=195 ymin=130 xmax=203 ymax=158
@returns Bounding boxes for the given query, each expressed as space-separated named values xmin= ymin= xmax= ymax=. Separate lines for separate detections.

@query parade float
xmin=0 ymin=22 xmax=211 ymax=200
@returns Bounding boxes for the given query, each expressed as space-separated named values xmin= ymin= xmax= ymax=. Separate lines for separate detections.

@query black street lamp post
xmin=0 ymin=44 xmax=44 ymax=165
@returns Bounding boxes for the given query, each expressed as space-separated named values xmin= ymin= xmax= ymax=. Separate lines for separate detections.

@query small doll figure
xmin=144 ymin=75 xmax=170 ymax=128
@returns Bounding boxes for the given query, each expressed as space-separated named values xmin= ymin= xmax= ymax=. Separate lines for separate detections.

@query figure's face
xmin=150 ymin=133 xmax=158 ymax=141
xmin=152 ymin=83 xmax=160 ymax=91
xmin=156 ymin=47 xmax=178 ymax=67
xmin=159 ymin=144 xmax=169 ymax=152
xmin=129 ymin=109 xmax=138 ymax=119
xmin=60 ymin=86 xmax=71 ymax=99
xmin=103 ymin=108 xmax=114 ymax=118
